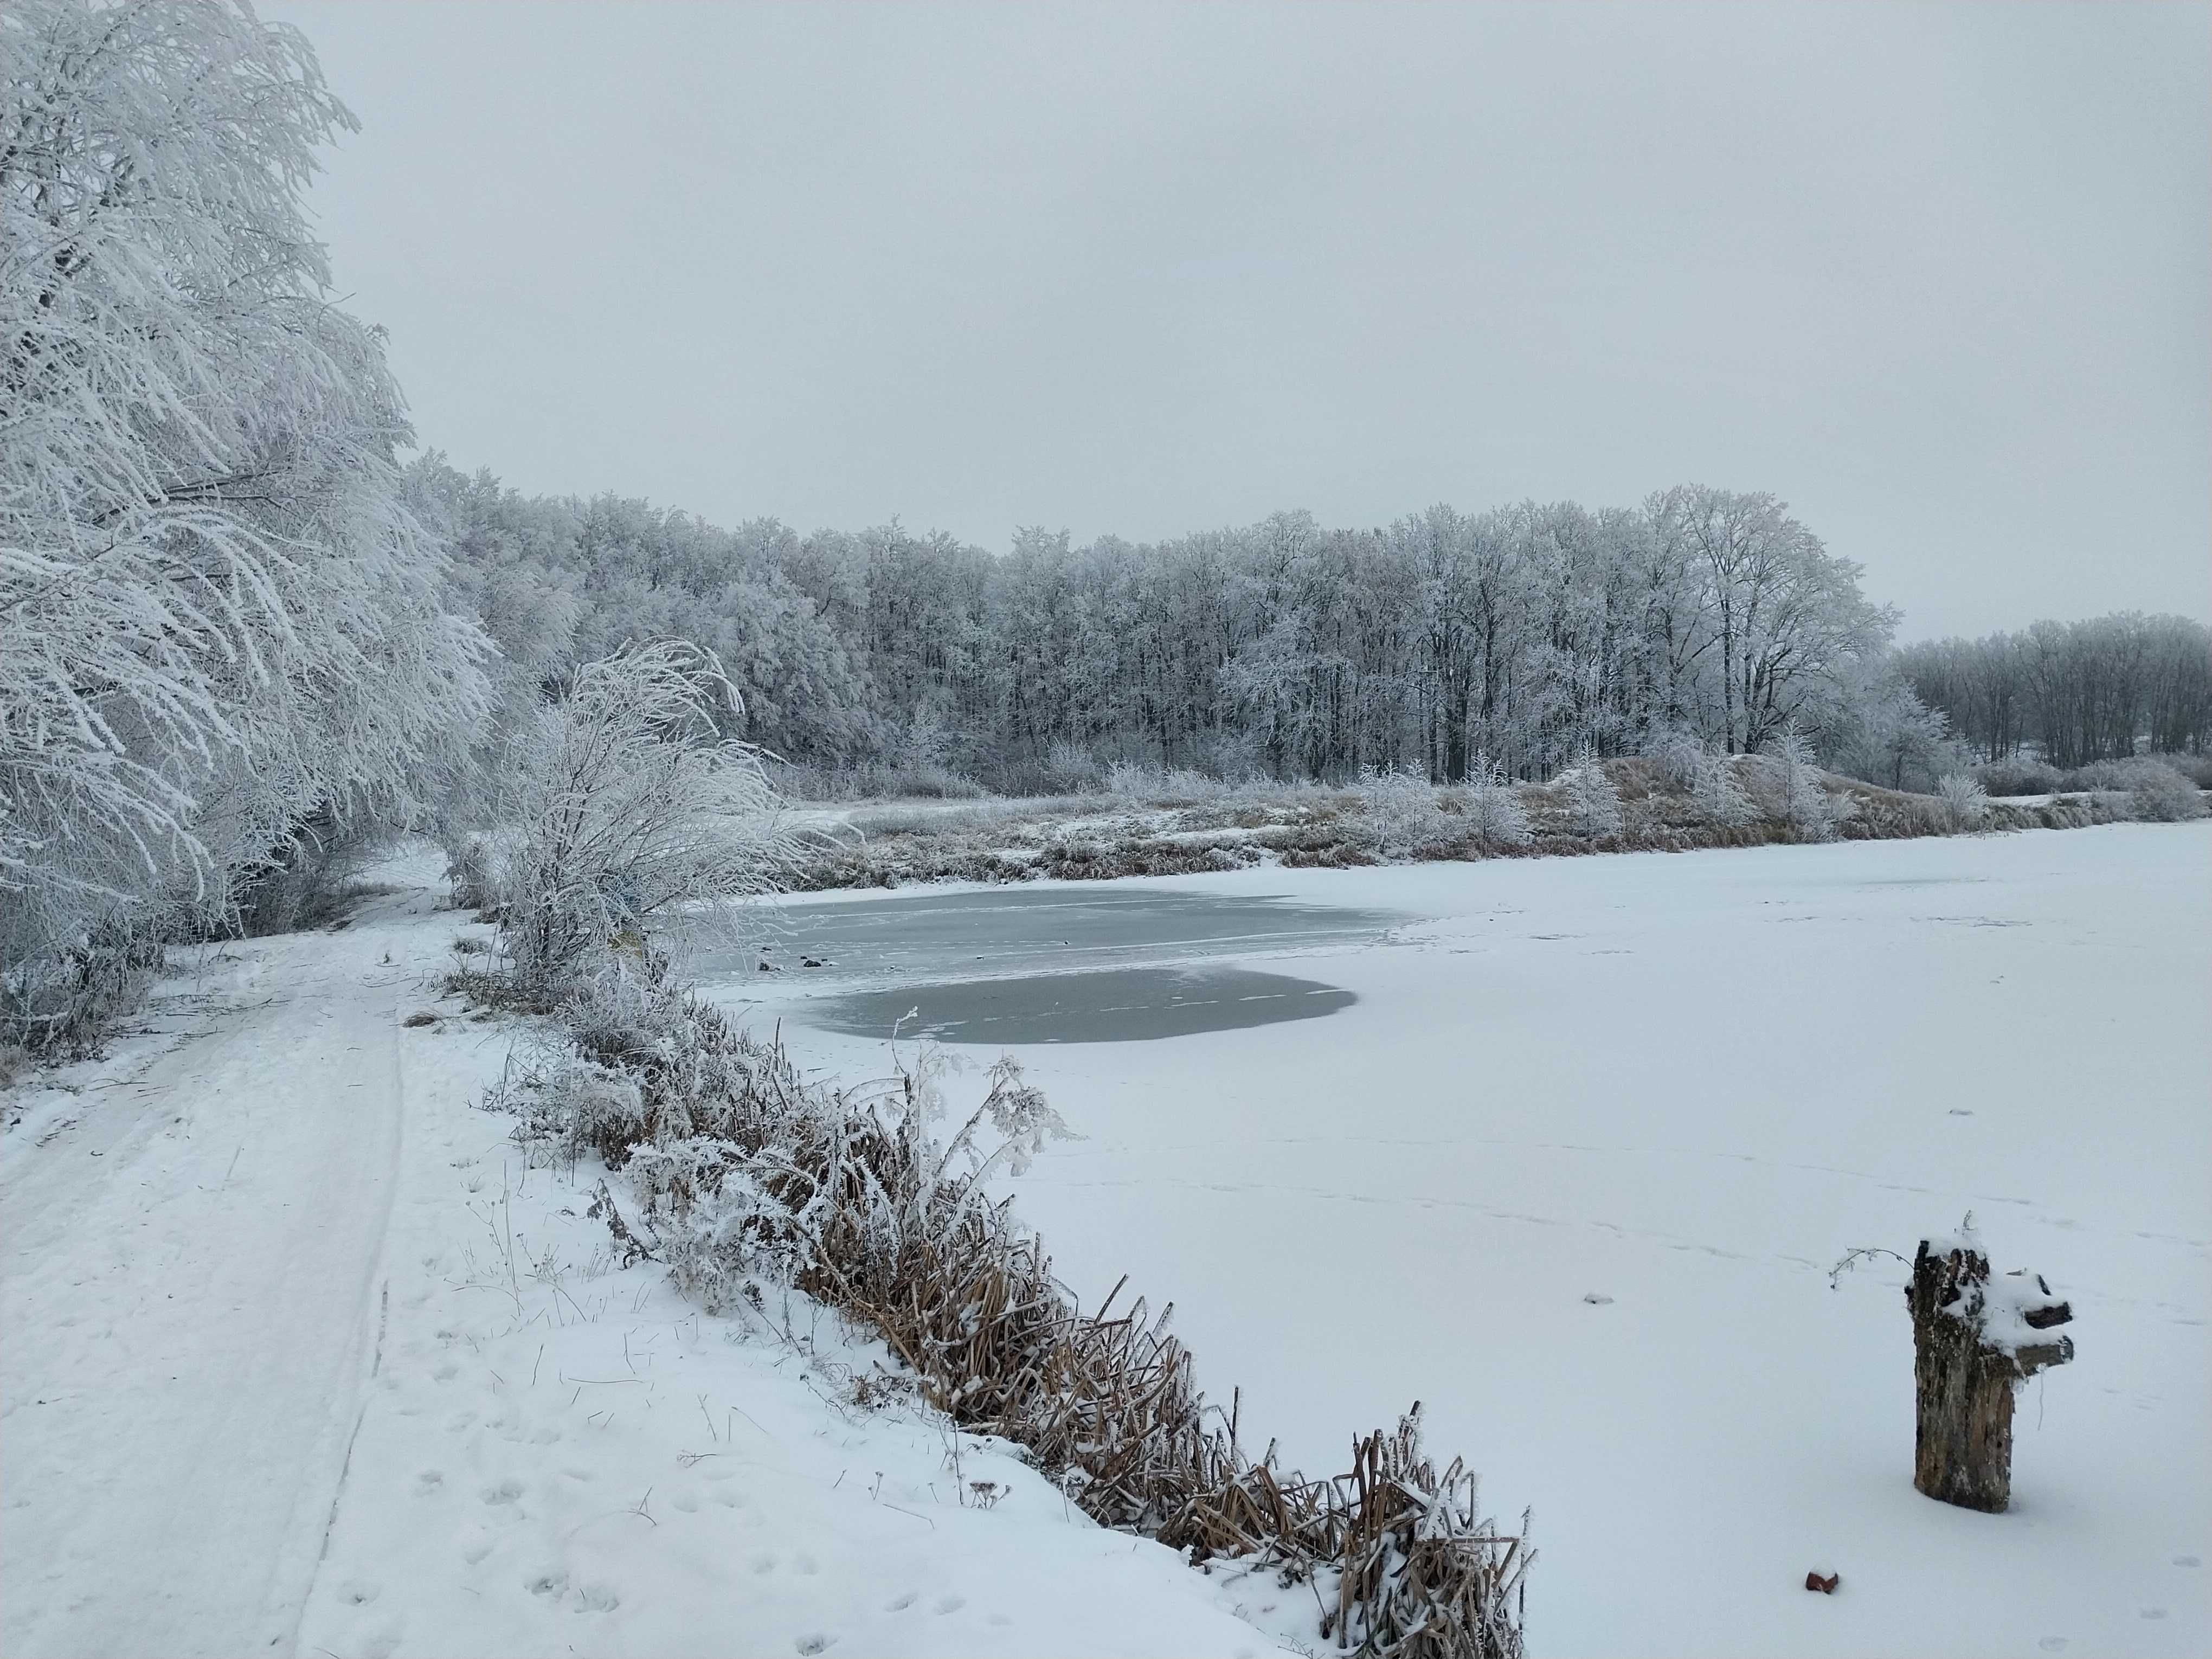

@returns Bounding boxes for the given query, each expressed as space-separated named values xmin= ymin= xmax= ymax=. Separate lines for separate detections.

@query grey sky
xmin=267 ymin=1 xmax=2209 ymax=640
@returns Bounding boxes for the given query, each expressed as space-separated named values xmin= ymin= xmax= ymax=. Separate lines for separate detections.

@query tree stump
xmin=1907 ymin=1232 xmax=2074 ymax=1512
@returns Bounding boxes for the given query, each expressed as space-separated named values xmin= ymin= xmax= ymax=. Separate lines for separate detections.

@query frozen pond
xmin=761 ymin=825 xmax=2212 ymax=1659
xmin=704 ymin=886 xmax=1403 ymax=1042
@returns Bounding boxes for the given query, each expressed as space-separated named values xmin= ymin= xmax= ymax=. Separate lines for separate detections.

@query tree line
xmin=422 ymin=469 xmax=1969 ymax=793
xmin=1897 ymin=614 xmax=2212 ymax=768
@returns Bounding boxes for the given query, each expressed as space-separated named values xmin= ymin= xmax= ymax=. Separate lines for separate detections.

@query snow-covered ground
xmin=4 ymin=825 xmax=2204 ymax=1658
xmin=0 ymin=855 xmax=1288 ymax=1659
xmin=751 ymin=823 xmax=2212 ymax=1658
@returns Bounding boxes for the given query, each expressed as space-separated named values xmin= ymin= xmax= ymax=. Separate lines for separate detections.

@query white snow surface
xmin=5 ymin=825 xmax=2205 ymax=1657
xmin=1 ymin=856 xmax=1291 ymax=1659
xmin=750 ymin=823 xmax=2212 ymax=1658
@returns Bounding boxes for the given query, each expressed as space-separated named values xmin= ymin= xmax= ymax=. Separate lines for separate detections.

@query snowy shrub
xmin=1973 ymin=756 xmax=2063 ymax=798
xmin=1463 ymin=764 xmax=1532 ymax=848
xmin=492 ymin=641 xmax=805 ymax=999
xmin=2125 ymin=761 xmax=2207 ymax=822
xmin=1560 ymin=755 xmax=1623 ymax=840
xmin=1935 ymin=773 xmax=1992 ymax=833
xmin=1353 ymin=764 xmax=1444 ymax=855
xmin=1693 ymin=753 xmax=1755 ymax=829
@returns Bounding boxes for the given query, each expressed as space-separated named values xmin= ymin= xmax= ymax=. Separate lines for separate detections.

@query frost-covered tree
xmin=1689 ymin=746 xmax=1754 ymax=829
xmin=2 ymin=0 xmax=486 ymax=1043
xmin=1763 ymin=726 xmax=1841 ymax=841
xmin=1463 ymin=760 xmax=1532 ymax=847
xmin=1560 ymin=752 xmax=1624 ymax=840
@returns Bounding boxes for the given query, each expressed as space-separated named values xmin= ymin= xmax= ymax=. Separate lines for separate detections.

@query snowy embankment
xmin=753 ymin=822 xmax=2212 ymax=1659
xmin=0 ymin=854 xmax=1287 ymax=1659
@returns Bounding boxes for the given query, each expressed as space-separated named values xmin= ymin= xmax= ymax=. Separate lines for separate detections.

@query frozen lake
xmin=731 ymin=824 xmax=2211 ymax=1658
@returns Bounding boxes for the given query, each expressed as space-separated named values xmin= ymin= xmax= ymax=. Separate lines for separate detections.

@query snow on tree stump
xmin=1907 ymin=1226 xmax=2074 ymax=1512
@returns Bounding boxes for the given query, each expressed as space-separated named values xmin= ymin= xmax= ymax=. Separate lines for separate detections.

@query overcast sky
xmin=266 ymin=1 xmax=2208 ymax=640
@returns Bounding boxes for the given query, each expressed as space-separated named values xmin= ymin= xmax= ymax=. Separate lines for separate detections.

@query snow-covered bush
xmin=1935 ymin=773 xmax=1992 ymax=833
xmin=2124 ymin=761 xmax=2208 ymax=822
xmin=1973 ymin=756 xmax=2064 ymax=798
xmin=1353 ymin=763 xmax=1444 ymax=854
xmin=1463 ymin=763 xmax=1532 ymax=847
xmin=1560 ymin=755 xmax=1623 ymax=840
xmin=490 ymin=641 xmax=803 ymax=999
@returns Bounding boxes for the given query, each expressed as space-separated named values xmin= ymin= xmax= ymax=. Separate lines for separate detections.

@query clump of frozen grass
xmin=1463 ymin=763 xmax=1532 ymax=847
xmin=1353 ymin=763 xmax=1444 ymax=855
xmin=1559 ymin=754 xmax=1623 ymax=840
xmin=1935 ymin=773 xmax=1992 ymax=833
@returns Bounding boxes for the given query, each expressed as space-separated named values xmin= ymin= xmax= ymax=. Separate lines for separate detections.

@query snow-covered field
xmin=753 ymin=823 xmax=2212 ymax=1658
xmin=3 ymin=825 xmax=2204 ymax=1658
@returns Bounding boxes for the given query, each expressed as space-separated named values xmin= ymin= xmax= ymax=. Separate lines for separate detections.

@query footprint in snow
xmin=413 ymin=1470 xmax=443 ymax=1496
xmin=2036 ymin=1640 xmax=2067 ymax=1652
xmin=2175 ymin=1555 xmax=2201 ymax=1567
xmin=794 ymin=1636 xmax=835 ymax=1655
xmin=934 ymin=1594 xmax=964 ymax=1615
xmin=751 ymin=1553 xmax=778 ymax=1574
xmin=883 ymin=1593 xmax=917 ymax=1613
xmin=2140 ymin=1608 xmax=2168 ymax=1620
xmin=671 ymin=1490 xmax=699 ymax=1513
xmin=796 ymin=1553 xmax=818 ymax=1575
xmin=480 ymin=1479 xmax=522 ymax=1506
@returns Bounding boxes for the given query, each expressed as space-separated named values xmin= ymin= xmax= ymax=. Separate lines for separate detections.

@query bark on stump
xmin=1907 ymin=1237 xmax=2074 ymax=1512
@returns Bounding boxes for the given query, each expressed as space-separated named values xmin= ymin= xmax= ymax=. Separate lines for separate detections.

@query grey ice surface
xmin=704 ymin=885 xmax=1407 ymax=1043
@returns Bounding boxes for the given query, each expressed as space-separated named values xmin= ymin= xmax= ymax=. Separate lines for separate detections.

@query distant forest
xmin=414 ymin=458 xmax=2212 ymax=795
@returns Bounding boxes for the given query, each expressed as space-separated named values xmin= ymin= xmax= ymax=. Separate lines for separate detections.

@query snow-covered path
xmin=1 ymin=904 xmax=427 ymax=1658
